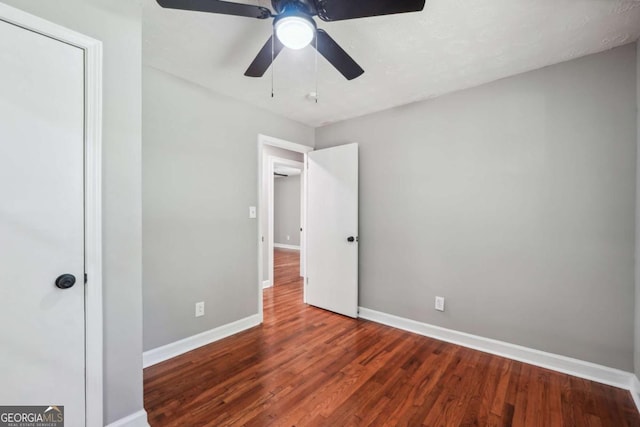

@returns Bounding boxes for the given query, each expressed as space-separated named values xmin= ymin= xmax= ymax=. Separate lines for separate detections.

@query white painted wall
xmin=0 ymin=0 xmax=144 ymax=424
xmin=316 ymin=44 xmax=637 ymax=371
xmin=142 ymin=67 xmax=313 ymax=351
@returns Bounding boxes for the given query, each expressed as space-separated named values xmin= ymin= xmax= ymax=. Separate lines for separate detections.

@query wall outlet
xmin=195 ymin=301 xmax=205 ymax=317
xmin=435 ymin=296 xmax=445 ymax=312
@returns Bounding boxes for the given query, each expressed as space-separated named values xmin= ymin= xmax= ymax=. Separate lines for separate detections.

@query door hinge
xmin=84 ymin=273 xmax=88 ymax=284
xmin=306 ymin=277 xmax=309 ymax=285
xmin=262 ymin=236 xmax=264 ymax=242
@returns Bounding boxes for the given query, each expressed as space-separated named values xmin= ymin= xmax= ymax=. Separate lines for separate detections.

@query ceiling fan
xmin=156 ymin=0 xmax=426 ymax=80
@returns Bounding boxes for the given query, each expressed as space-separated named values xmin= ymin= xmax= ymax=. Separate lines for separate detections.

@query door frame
xmin=0 ymin=4 xmax=104 ymax=426
xmin=268 ymin=156 xmax=304 ymax=289
xmin=257 ymin=134 xmax=312 ymax=322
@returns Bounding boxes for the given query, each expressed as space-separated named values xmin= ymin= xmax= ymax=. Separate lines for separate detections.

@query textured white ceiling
xmin=143 ymin=0 xmax=640 ymax=127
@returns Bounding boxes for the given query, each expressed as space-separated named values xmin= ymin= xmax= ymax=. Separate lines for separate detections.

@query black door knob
xmin=55 ymin=274 xmax=76 ymax=289
xmin=347 ymin=236 xmax=355 ymax=242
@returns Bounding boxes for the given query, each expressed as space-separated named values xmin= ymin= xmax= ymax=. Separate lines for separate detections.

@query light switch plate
xmin=249 ymin=206 xmax=257 ymax=219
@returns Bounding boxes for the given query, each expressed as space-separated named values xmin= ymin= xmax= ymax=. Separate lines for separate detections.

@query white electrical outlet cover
xmin=195 ymin=301 xmax=205 ymax=317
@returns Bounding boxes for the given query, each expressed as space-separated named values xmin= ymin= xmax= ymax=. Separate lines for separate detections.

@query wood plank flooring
xmin=144 ymin=249 xmax=640 ymax=426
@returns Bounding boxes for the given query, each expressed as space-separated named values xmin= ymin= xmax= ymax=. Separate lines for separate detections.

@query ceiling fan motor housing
xmin=273 ymin=9 xmax=317 ymax=36
xmin=271 ymin=0 xmax=318 ymax=16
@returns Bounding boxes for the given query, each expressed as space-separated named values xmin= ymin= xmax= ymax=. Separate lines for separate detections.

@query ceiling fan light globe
xmin=275 ymin=16 xmax=315 ymax=50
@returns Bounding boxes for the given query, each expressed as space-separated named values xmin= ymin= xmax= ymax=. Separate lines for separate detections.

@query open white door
xmin=306 ymin=143 xmax=358 ymax=318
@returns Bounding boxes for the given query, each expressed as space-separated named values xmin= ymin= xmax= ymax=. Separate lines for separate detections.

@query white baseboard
xmin=631 ymin=375 xmax=640 ymax=413
xmin=105 ymin=410 xmax=149 ymax=427
xmin=274 ymin=243 xmax=300 ymax=250
xmin=263 ymin=280 xmax=272 ymax=289
xmin=143 ymin=314 xmax=261 ymax=368
xmin=358 ymin=307 xmax=636 ymax=391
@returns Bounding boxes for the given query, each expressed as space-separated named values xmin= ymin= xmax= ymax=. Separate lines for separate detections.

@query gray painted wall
xmin=0 ymin=0 xmax=145 ymax=423
xmin=635 ymin=41 xmax=640 ymax=378
xmin=275 ymin=175 xmax=301 ymax=246
xmin=316 ymin=44 xmax=637 ymax=371
xmin=142 ymin=67 xmax=313 ymax=351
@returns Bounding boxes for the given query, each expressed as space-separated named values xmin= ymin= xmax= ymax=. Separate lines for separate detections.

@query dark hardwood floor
xmin=144 ymin=249 xmax=640 ymax=426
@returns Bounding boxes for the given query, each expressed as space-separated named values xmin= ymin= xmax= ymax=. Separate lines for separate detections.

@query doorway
xmin=257 ymin=135 xmax=312 ymax=321
xmin=272 ymin=159 xmax=304 ymax=296
xmin=257 ymin=135 xmax=360 ymax=321
xmin=270 ymin=157 xmax=304 ymax=279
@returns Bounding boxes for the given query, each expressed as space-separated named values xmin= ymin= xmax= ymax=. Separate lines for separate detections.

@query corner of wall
xmin=635 ymin=40 xmax=640 ymax=378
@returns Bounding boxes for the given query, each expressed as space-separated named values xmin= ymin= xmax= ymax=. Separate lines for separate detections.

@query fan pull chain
xmin=271 ymin=26 xmax=275 ymax=98
xmin=314 ymin=34 xmax=318 ymax=104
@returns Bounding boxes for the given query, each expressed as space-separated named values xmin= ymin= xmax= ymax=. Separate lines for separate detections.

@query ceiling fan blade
xmin=313 ymin=29 xmax=364 ymax=80
xmin=315 ymin=0 xmax=425 ymax=22
xmin=245 ymin=35 xmax=285 ymax=77
xmin=157 ymin=0 xmax=272 ymax=19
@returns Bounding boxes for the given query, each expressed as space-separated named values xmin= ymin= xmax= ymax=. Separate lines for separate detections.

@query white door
xmin=306 ymin=143 xmax=358 ymax=318
xmin=0 ymin=18 xmax=85 ymax=424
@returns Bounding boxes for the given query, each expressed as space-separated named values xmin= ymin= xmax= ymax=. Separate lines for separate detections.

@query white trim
xmin=262 ymin=280 xmax=272 ymax=289
xmin=302 ymin=153 xmax=308 ymax=301
xmin=359 ymin=307 xmax=636 ymax=391
xmin=300 ymin=161 xmax=306 ymax=279
xmin=0 ymin=3 xmax=99 ymax=47
xmin=631 ymin=375 xmax=640 ymax=413
xmin=82 ymin=24 xmax=104 ymax=427
xmin=274 ymin=243 xmax=300 ymax=250
xmin=257 ymin=135 xmax=312 ymax=323
xmin=143 ymin=314 xmax=261 ymax=368
xmin=259 ymin=134 xmax=314 ymax=154
xmin=104 ymin=410 xmax=149 ymax=427
xmin=0 ymin=4 xmax=104 ymax=426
